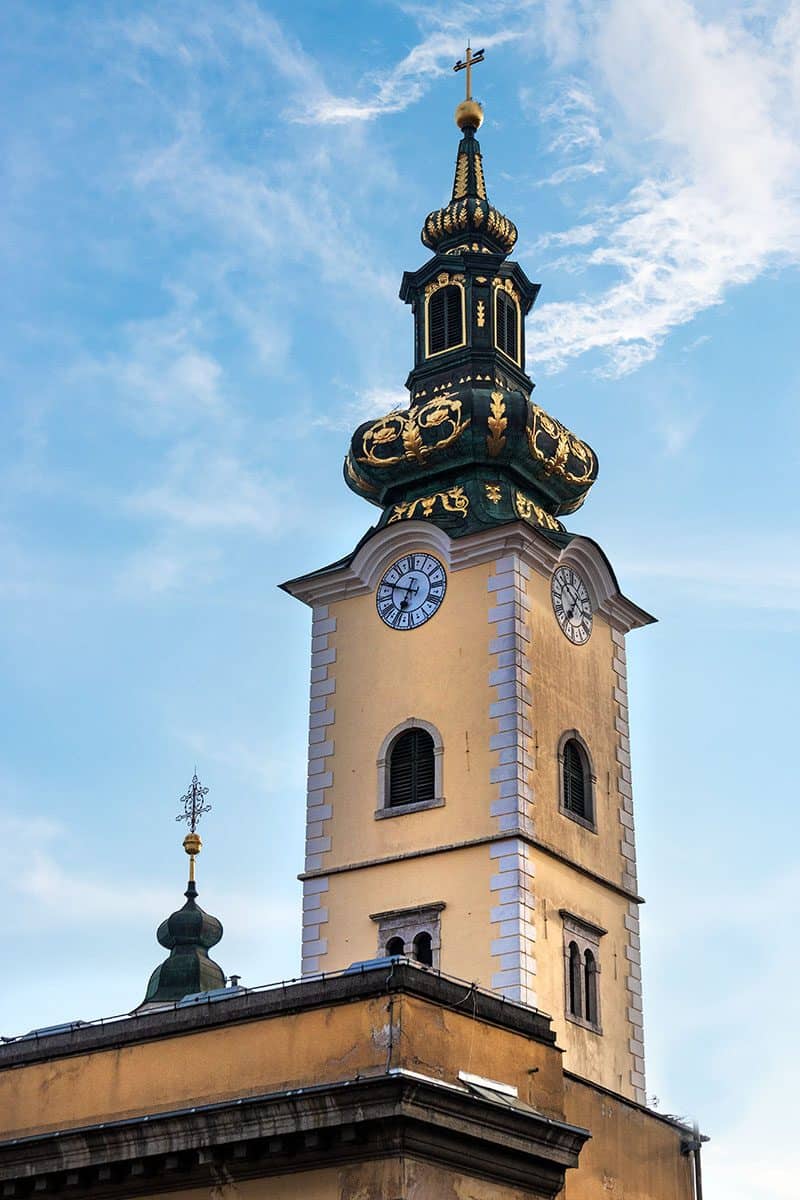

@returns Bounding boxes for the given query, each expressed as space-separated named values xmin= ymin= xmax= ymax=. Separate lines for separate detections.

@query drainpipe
xmin=680 ymin=1122 xmax=705 ymax=1200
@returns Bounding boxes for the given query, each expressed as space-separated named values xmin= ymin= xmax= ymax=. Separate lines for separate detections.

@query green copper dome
xmin=138 ymin=879 xmax=225 ymax=1008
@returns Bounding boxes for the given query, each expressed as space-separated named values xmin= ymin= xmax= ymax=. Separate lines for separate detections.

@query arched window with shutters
xmin=495 ymin=288 xmax=520 ymax=363
xmin=558 ymin=731 xmax=596 ymax=830
xmin=425 ymin=281 xmax=465 ymax=357
xmin=376 ymin=719 xmax=445 ymax=818
xmin=390 ymin=727 xmax=435 ymax=807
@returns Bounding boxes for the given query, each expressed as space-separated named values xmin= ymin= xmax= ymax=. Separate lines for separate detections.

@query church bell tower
xmin=282 ymin=56 xmax=653 ymax=1106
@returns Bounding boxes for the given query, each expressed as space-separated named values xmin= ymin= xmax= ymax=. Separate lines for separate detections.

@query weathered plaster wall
xmin=563 ymin=1075 xmax=694 ymax=1200
xmin=0 ymin=992 xmax=564 ymax=1141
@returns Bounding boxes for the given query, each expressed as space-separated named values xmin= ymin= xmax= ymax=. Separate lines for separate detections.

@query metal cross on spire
xmin=453 ymin=44 xmax=485 ymax=101
xmin=176 ymin=771 xmax=211 ymax=833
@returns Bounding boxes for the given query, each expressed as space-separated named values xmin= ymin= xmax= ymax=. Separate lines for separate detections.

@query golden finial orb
xmin=183 ymin=831 xmax=202 ymax=857
xmin=455 ymin=98 xmax=484 ymax=131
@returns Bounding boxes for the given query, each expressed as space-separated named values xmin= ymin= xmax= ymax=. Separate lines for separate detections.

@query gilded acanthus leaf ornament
xmin=387 ymin=486 xmax=469 ymax=524
xmin=476 ymin=299 xmax=486 ymax=328
xmin=486 ymin=390 xmax=507 ymax=458
xmin=526 ymin=405 xmax=596 ymax=487
xmin=485 ymin=483 xmax=501 ymax=503
xmin=358 ymin=396 xmax=471 ymax=469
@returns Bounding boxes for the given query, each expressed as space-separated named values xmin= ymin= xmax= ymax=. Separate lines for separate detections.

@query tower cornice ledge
xmin=281 ymin=522 xmax=655 ymax=633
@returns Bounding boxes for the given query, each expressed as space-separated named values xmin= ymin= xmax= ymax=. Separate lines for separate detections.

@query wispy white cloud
xmin=311 ymin=386 xmax=408 ymax=434
xmin=530 ymin=0 xmax=800 ymax=375
xmin=129 ymin=442 xmax=286 ymax=535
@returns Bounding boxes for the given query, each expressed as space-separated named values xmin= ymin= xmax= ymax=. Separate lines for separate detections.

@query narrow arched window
xmin=428 ymin=285 xmax=463 ymax=355
xmin=389 ymin=728 xmax=435 ymax=808
xmin=413 ymin=931 xmax=433 ymax=967
xmin=495 ymin=290 xmax=518 ymax=361
xmin=563 ymin=738 xmax=589 ymax=820
xmin=386 ymin=936 xmax=405 ymax=957
xmin=584 ymin=949 xmax=598 ymax=1026
xmin=568 ymin=941 xmax=582 ymax=1018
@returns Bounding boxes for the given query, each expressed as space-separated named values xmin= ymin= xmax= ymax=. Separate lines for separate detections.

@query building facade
xmin=0 ymin=71 xmax=704 ymax=1200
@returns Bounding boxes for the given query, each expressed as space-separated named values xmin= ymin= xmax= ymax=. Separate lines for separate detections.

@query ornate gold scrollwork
xmin=387 ymin=486 xmax=469 ymax=524
xmin=357 ymin=395 xmax=471 ymax=468
xmin=485 ymin=483 xmax=501 ymax=503
xmin=492 ymin=276 xmax=521 ymax=304
xmin=344 ymin=454 xmax=379 ymax=495
xmin=424 ymin=270 xmax=465 ymax=300
xmin=486 ymin=390 xmax=507 ymax=458
xmin=526 ymin=405 xmax=596 ymax=487
xmin=513 ymin=491 xmax=564 ymax=532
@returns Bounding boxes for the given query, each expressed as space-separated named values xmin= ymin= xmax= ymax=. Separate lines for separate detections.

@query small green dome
xmin=138 ymin=881 xmax=225 ymax=1008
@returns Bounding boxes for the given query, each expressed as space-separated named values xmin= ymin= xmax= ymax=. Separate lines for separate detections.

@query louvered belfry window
xmin=428 ymin=285 xmax=463 ymax=355
xmin=563 ymin=739 xmax=587 ymax=819
xmin=496 ymin=290 xmax=518 ymax=361
xmin=389 ymin=727 xmax=436 ymax=807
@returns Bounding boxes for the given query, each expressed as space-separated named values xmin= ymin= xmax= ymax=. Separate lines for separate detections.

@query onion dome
xmin=345 ymin=384 xmax=597 ymax=540
xmin=139 ymin=878 xmax=225 ymax=1008
xmin=136 ymin=773 xmax=226 ymax=1010
xmin=421 ymin=101 xmax=517 ymax=256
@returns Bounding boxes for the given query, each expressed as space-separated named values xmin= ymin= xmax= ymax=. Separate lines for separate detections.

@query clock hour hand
xmin=395 ymin=580 xmax=419 ymax=610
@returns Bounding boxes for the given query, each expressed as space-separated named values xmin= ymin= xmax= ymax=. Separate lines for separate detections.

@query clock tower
xmin=283 ymin=73 xmax=653 ymax=1106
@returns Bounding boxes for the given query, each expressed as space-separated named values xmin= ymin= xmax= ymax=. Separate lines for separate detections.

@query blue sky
xmin=2 ymin=1 xmax=798 ymax=1193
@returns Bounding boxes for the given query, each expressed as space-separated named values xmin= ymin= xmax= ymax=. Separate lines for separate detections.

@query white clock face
xmin=551 ymin=565 xmax=593 ymax=645
xmin=376 ymin=553 xmax=447 ymax=630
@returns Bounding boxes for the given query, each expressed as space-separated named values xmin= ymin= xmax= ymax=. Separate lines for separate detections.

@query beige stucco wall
xmin=321 ymin=843 xmax=496 ymax=983
xmin=564 ymin=1076 xmax=694 ymax=1200
xmin=532 ymin=853 xmax=633 ymax=1095
xmin=0 ymin=992 xmax=565 ymax=1141
xmin=322 ymin=555 xmax=497 ymax=869
xmin=526 ymin=569 xmax=624 ymax=883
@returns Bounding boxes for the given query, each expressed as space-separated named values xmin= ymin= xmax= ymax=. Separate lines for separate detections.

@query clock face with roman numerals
xmin=551 ymin=565 xmax=593 ymax=645
xmin=376 ymin=553 xmax=447 ymax=630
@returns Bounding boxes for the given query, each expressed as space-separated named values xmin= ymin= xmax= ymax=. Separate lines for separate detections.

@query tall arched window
xmin=559 ymin=733 xmax=595 ymax=828
xmin=389 ymin=727 xmax=435 ymax=808
xmin=568 ymin=941 xmax=582 ymax=1018
xmin=428 ymin=284 xmax=463 ymax=355
xmin=495 ymin=289 xmax=519 ymax=362
xmin=413 ymin=931 xmax=434 ymax=967
xmin=584 ymin=949 xmax=599 ymax=1026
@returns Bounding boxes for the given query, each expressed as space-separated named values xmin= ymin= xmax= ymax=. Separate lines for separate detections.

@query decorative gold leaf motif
xmin=513 ymin=491 xmax=563 ymax=532
xmin=358 ymin=396 xmax=471 ymax=468
xmin=454 ymin=154 xmax=469 ymax=199
xmin=473 ymin=204 xmax=484 ymax=227
xmin=476 ymin=299 xmax=486 ymax=328
xmin=475 ymin=155 xmax=487 ymax=200
xmin=485 ymin=483 xmax=501 ymax=503
xmin=525 ymin=405 xmax=596 ymax=486
xmin=388 ymin=486 xmax=469 ymax=524
xmin=486 ymin=389 xmax=507 ymax=458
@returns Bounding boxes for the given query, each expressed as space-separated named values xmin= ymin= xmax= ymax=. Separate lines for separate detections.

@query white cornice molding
xmin=282 ymin=521 xmax=655 ymax=633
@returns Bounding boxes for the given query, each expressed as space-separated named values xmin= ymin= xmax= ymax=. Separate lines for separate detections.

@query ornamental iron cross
xmin=176 ymin=772 xmax=211 ymax=832
xmin=453 ymin=45 xmax=485 ymax=101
